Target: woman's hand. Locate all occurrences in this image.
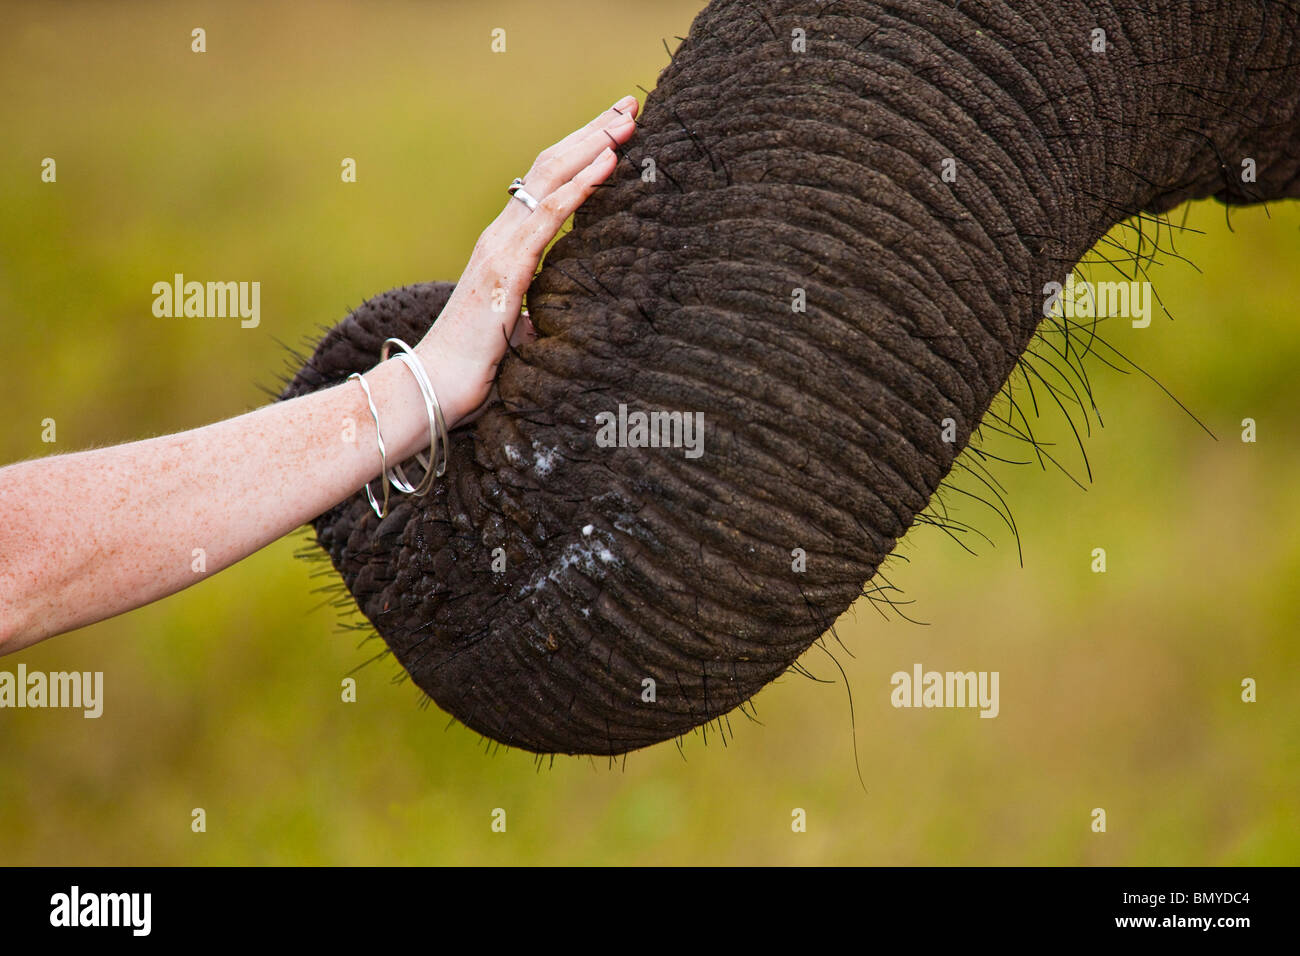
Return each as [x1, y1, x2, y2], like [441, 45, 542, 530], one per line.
[0, 98, 641, 653]
[415, 93, 640, 428]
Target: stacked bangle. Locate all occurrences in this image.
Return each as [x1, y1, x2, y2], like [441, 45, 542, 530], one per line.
[381, 337, 450, 493]
[350, 337, 451, 519]
[347, 371, 392, 520]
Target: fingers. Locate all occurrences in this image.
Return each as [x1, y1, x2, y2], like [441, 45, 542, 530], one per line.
[527, 114, 635, 200]
[458, 145, 615, 323]
[435, 100, 633, 374]
[542, 95, 639, 171]
[512, 146, 618, 264]
[494, 95, 638, 230]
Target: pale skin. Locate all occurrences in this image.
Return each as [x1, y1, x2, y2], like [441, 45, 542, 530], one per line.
[0, 94, 640, 655]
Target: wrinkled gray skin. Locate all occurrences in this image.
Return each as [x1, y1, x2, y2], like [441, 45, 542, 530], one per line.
[283, 0, 1300, 755]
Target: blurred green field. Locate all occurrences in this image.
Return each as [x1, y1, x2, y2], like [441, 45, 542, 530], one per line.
[1, 0, 1297, 865]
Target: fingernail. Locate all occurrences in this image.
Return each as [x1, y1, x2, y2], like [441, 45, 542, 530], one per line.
[611, 94, 636, 111]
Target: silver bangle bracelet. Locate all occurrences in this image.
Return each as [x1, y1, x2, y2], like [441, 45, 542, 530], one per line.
[380, 337, 450, 496]
[347, 371, 392, 519]
[386, 352, 439, 497]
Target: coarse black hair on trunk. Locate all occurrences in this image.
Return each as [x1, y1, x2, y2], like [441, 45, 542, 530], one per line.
[279, 0, 1300, 755]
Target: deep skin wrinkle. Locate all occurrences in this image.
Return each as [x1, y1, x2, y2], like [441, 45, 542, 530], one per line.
[284, 0, 1300, 755]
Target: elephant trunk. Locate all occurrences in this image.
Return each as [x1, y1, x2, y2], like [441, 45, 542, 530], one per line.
[284, 0, 1300, 755]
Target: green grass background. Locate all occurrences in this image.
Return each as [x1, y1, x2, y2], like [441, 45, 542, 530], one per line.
[1, 0, 1296, 865]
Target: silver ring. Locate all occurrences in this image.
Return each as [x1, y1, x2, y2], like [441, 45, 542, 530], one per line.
[508, 177, 540, 212]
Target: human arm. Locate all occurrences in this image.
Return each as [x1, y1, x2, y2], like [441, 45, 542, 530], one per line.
[0, 95, 640, 653]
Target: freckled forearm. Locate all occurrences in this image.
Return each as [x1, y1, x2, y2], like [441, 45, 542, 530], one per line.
[0, 357, 432, 652]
